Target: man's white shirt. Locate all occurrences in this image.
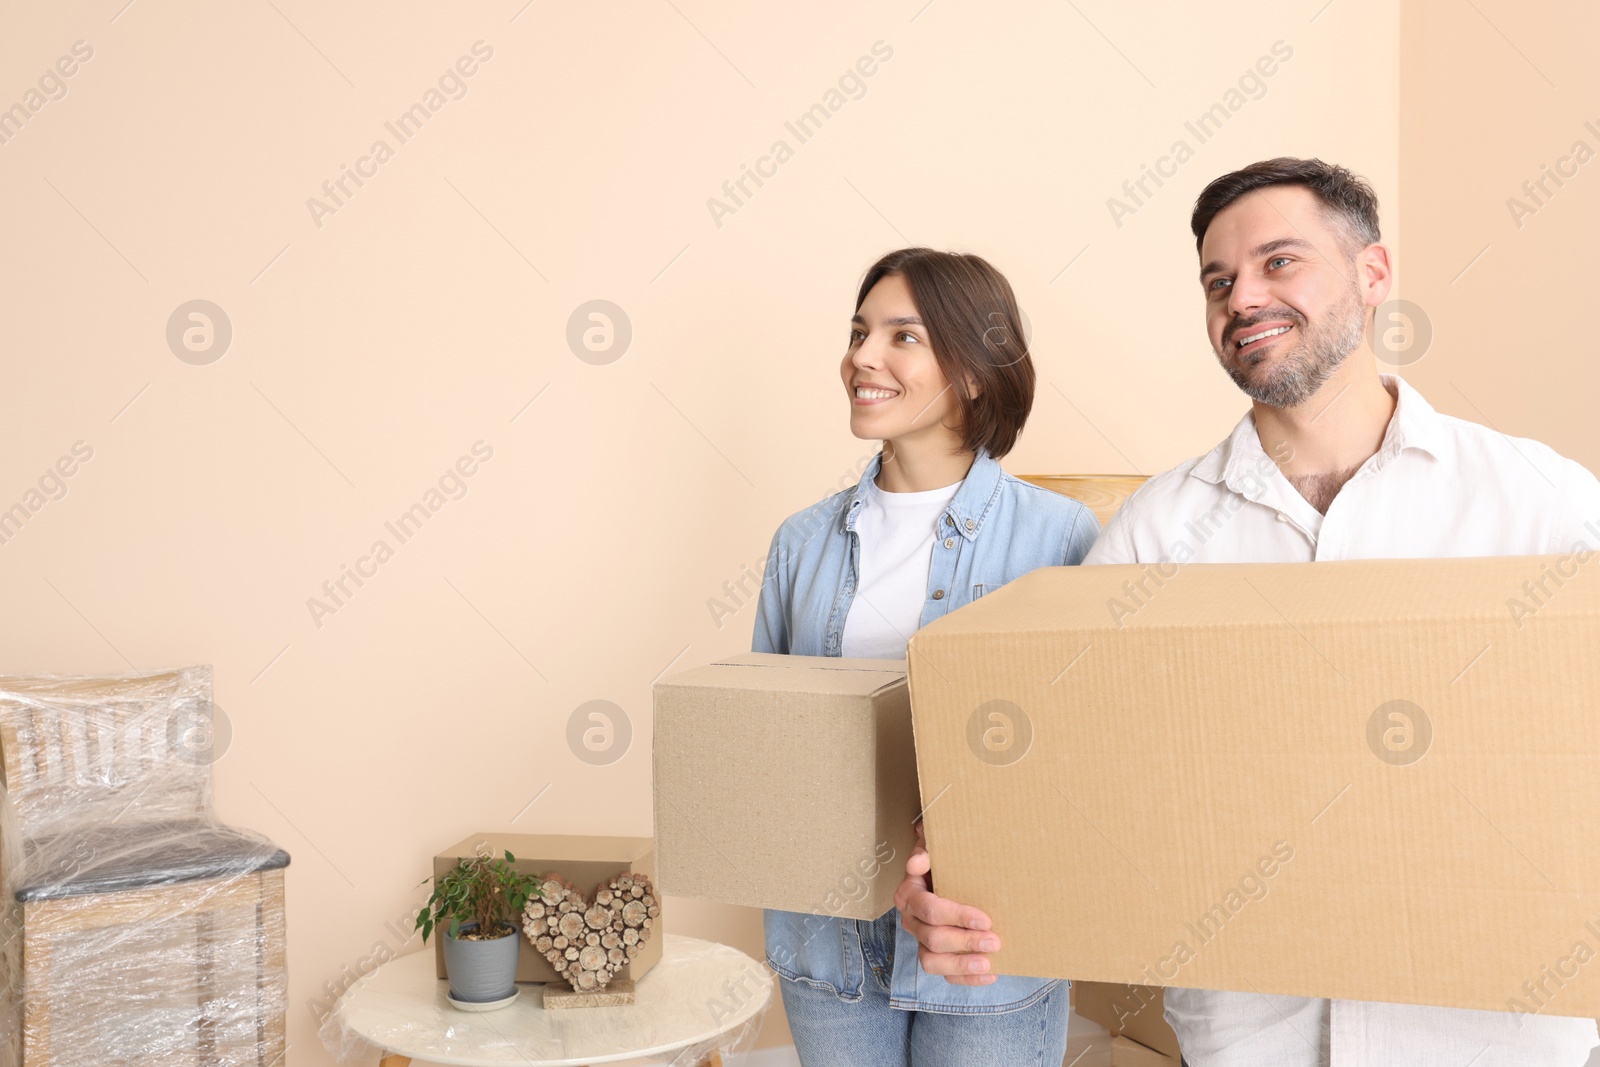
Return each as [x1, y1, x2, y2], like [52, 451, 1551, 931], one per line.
[1082, 375, 1600, 1067]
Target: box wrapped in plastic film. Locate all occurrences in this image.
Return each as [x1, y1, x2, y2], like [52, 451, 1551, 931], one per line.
[0, 665, 289, 1067]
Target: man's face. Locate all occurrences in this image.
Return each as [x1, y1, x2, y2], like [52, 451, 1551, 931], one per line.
[1198, 186, 1368, 408]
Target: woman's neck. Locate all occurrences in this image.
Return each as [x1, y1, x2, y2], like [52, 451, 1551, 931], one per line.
[876, 437, 976, 493]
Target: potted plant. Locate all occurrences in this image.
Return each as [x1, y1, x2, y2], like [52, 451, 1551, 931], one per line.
[417, 850, 542, 1007]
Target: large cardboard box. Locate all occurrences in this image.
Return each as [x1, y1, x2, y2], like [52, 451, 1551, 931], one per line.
[653, 653, 917, 920]
[908, 557, 1600, 1013]
[432, 832, 661, 984]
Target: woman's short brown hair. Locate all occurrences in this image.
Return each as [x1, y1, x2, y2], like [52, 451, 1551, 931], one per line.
[855, 248, 1035, 459]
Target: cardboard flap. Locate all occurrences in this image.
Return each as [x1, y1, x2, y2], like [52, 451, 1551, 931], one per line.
[665, 652, 908, 697]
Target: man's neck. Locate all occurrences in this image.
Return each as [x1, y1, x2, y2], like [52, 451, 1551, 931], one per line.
[1251, 351, 1397, 513]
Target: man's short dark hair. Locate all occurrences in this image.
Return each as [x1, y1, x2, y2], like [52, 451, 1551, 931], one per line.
[1190, 157, 1381, 257]
[855, 248, 1034, 459]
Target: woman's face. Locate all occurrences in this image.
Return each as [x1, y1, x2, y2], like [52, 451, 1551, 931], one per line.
[840, 273, 964, 448]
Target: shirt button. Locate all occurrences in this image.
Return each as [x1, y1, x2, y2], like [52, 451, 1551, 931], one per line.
[943, 537, 956, 549]
[1276, 513, 1289, 523]
[944, 515, 955, 526]
[932, 589, 945, 600]
[964, 519, 976, 531]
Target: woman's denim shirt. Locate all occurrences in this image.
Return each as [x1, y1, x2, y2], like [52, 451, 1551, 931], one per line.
[752, 449, 1100, 1013]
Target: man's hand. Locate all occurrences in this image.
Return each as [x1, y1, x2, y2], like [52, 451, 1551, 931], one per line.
[894, 819, 1001, 985]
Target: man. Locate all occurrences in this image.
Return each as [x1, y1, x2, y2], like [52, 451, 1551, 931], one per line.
[894, 157, 1600, 1065]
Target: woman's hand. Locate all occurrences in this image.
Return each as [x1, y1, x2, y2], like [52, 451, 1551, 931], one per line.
[894, 819, 1001, 985]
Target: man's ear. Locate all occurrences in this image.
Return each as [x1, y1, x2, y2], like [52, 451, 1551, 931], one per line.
[1360, 242, 1394, 309]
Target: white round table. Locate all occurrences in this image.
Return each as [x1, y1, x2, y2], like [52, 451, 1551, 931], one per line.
[330, 934, 772, 1067]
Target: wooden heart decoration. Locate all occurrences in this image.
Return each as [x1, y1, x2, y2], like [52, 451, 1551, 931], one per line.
[522, 871, 659, 992]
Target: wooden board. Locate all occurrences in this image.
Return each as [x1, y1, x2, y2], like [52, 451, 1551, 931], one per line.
[1016, 474, 1147, 527]
[541, 979, 635, 1009]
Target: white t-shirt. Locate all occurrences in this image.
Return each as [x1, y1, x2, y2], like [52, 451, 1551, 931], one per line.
[840, 474, 963, 660]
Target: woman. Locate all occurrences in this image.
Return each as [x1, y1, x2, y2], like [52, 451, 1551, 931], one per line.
[752, 247, 1099, 1066]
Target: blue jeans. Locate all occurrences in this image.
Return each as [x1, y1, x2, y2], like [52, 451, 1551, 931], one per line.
[777, 911, 1071, 1067]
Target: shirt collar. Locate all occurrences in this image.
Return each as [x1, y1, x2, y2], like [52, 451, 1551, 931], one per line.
[844, 448, 1003, 542]
[1191, 374, 1448, 496]
[1373, 374, 1449, 464]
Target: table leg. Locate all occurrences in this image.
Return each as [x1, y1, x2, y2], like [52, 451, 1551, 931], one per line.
[379, 1055, 411, 1067]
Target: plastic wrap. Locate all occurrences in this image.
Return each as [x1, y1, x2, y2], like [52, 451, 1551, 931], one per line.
[321, 932, 772, 1066]
[0, 665, 289, 1067]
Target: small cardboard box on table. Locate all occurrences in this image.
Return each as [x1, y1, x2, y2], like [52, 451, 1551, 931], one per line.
[908, 557, 1600, 1014]
[432, 832, 660, 984]
[652, 653, 917, 920]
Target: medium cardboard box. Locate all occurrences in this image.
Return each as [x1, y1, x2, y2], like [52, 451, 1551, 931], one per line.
[908, 557, 1600, 1013]
[1074, 982, 1179, 1059]
[431, 832, 661, 984]
[653, 653, 917, 920]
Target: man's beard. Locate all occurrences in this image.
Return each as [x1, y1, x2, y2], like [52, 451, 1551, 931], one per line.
[1221, 285, 1366, 408]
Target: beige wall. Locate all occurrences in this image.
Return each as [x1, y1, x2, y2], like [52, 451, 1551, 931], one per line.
[1400, 0, 1600, 472]
[0, 2, 1401, 1062]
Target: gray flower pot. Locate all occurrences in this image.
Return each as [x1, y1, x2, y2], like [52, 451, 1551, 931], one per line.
[442, 922, 520, 1003]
